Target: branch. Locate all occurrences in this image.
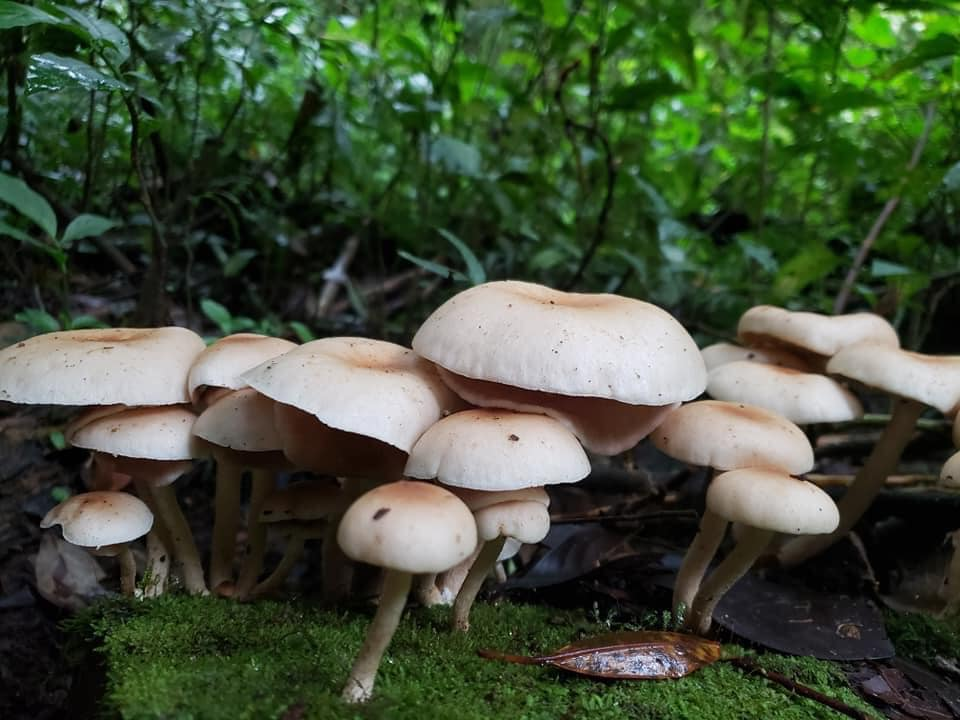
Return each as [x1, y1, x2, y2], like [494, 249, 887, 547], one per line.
[833, 104, 936, 314]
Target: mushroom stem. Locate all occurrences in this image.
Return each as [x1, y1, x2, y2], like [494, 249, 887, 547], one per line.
[323, 513, 354, 603]
[209, 455, 243, 592]
[117, 546, 137, 596]
[414, 574, 443, 607]
[452, 537, 506, 632]
[673, 508, 729, 619]
[941, 530, 960, 618]
[150, 484, 208, 595]
[235, 469, 275, 598]
[777, 397, 924, 567]
[142, 530, 170, 598]
[686, 526, 774, 635]
[437, 544, 483, 605]
[342, 569, 412, 703]
[252, 524, 324, 597]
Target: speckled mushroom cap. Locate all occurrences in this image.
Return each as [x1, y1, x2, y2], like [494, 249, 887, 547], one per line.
[474, 500, 551, 544]
[700, 342, 811, 372]
[826, 343, 960, 415]
[0, 327, 205, 406]
[941, 450, 960, 489]
[193, 388, 282, 452]
[241, 337, 462, 452]
[187, 333, 296, 406]
[650, 400, 814, 474]
[706, 361, 863, 424]
[337, 481, 478, 574]
[413, 281, 706, 405]
[41, 491, 153, 548]
[67, 406, 200, 461]
[737, 306, 899, 358]
[405, 409, 590, 491]
[707, 469, 839, 535]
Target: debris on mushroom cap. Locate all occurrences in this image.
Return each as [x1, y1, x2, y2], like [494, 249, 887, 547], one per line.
[193, 388, 283, 452]
[67, 406, 201, 461]
[737, 305, 899, 359]
[941, 450, 960, 489]
[40, 490, 153, 548]
[707, 468, 839, 535]
[706, 361, 863, 424]
[337, 481, 478, 574]
[474, 500, 551, 544]
[240, 337, 463, 453]
[0, 327, 205, 406]
[700, 342, 811, 372]
[449, 486, 550, 512]
[187, 333, 296, 406]
[405, 408, 590, 491]
[412, 280, 707, 405]
[650, 400, 814, 474]
[826, 343, 960, 415]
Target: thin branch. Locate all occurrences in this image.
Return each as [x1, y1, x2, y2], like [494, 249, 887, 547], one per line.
[756, 7, 775, 231]
[833, 103, 936, 314]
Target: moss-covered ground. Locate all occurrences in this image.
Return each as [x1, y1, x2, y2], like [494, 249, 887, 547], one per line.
[70, 596, 902, 720]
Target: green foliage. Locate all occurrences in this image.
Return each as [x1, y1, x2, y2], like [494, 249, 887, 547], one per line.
[1, 0, 959, 337]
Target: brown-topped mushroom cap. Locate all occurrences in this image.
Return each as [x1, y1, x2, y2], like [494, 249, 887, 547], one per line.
[67, 406, 201, 461]
[187, 333, 296, 406]
[41, 490, 153, 548]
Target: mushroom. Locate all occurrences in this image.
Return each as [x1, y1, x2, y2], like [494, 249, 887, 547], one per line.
[40, 491, 153, 595]
[337, 481, 477, 703]
[686, 468, 839, 634]
[412, 280, 706, 455]
[777, 343, 960, 567]
[649, 400, 814, 617]
[700, 342, 811, 372]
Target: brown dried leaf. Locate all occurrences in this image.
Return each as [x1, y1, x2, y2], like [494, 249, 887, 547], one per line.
[479, 631, 721, 680]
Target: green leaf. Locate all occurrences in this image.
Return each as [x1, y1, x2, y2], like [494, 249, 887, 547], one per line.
[397, 250, 468, 282]
[52, 5, 131, 64]
[885, 34, 960, 78]
[603, 78, 685, 111]
[48, 431, 67, 451]
[0, 171, 57, 238]
[772, 246, 839, 300]
[14, 308, 61, 333]
[428, 136, 482, 177]
[61, 214, 119, 247]
[542, 0, 567, 28]
[0, 218, 35, 245]
[870, 259, 914, 277]
[818, 88, 882, 114]
[287, 321, 315, 343]
[27, 53, 131, 94]
[65, 314, 108, 329]
[200, 299, 233, 335]
[0, 1, 61, 29]
[438, 228, 486, 285]
[222, 249, 257, 277]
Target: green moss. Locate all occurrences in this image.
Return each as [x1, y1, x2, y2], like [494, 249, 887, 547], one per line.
[884, 610, 960, 664]
[72, 597, 883, 720]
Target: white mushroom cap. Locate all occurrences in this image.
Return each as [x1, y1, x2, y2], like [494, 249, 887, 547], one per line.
[187, 333, 296, 406]
[700, 342, 811, 372]
[413, 281, 706, 404]
[650, 400, 814, 474]
[0, 327, 205, 406]
[404, 409, 590, 491]
[941, 450, 960, 489]
[737, 305, 899, 358]
[826, 343, 960, 415]
[41, 490, 153, 548]
[241, 337, 462, 452]
[474, 500, 551, 544]
[448, 486, 550, 512]
[337, 481, 478, 574]
[193, 388, 282, 452]
[706, 362, 863, 424]
[67, 406, 200, 461]
[707, 469, 839, 535]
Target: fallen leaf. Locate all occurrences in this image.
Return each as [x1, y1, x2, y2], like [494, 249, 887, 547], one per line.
[478, 630, 721, 679]
[33, 534, 110, 611]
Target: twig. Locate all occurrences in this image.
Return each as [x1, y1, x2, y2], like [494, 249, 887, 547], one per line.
[833, 104, 936, 314]
[726, 656, 873, 720]
[315, 229, 363, 319]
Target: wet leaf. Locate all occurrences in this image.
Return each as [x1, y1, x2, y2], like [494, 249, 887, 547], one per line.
[479, 631, 721, 680]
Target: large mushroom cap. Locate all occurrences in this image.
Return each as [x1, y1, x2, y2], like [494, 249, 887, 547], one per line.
[706, 362, 863, 424]
[337, 481, 477, 574]
[412, 280, 706, 405]
[650, 400, 814, 474]
[707, 469, 839, 535]
[0, 327, 205, 406]
[405, 409, 590, 491]
[193, 388, 282, 453]
[41, 490, 153, 547]
[187, 333, 296, 405]
[67, 406, 200, 461]
[241, 337, 462, 452]
[826, 343, 960, 415]
[737, 306, 899, 359]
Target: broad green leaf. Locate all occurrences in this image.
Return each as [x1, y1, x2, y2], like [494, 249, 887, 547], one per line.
[200, 299, 233, 334]
[542, 0, 566, 28]
[0, 171, 57, 238]
[397, 250, 468, 282]
[287, 321, 315, 343]
[53, 5, 131, 64]
[61, 214, 119, 247]
[943, 161, 960, 192]
[222, 249, 257, 277]
[772, 246, 838, 300]
[66, 314, 108, 329]
[48, 430, 66, 451]
[438, 228, 486, 285]
[885, 34, 960, 78]
[27, 53, 130, 94]
[429, 136, 482, 177]
[0, 1, 61, 29]
[14, 308, 60, 333]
